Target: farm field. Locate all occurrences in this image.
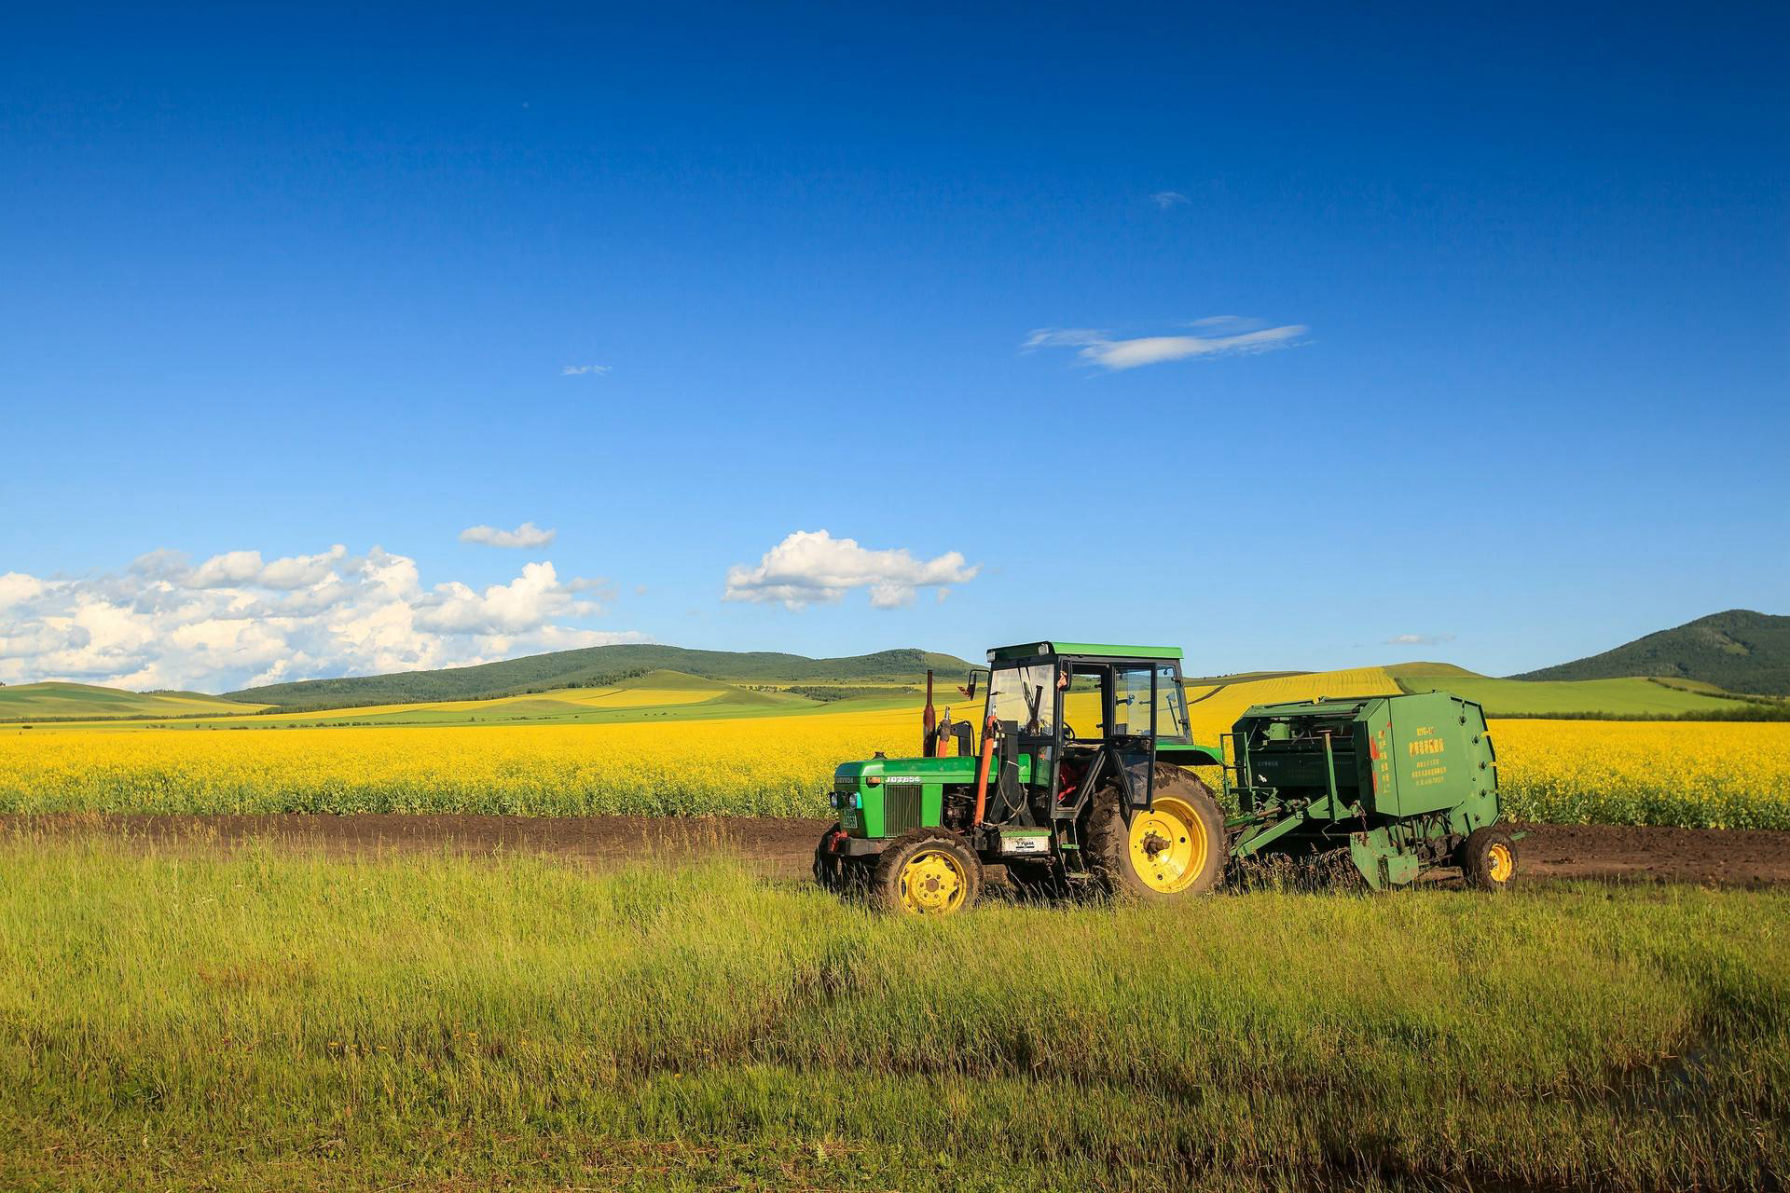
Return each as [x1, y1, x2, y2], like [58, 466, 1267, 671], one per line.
[4, 697, 1790, 829]
[1389, 665, 1751, 717]
[1, 840, 1784, 1192]
[0, 681, 266, 721]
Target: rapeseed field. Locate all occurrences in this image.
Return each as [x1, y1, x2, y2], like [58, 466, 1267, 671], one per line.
[3, 696, 1787, 828]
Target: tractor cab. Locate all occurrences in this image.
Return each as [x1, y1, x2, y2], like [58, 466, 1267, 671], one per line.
[968, 643, 1220, 830]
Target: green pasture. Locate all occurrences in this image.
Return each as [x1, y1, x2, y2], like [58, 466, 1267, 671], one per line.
[1389, 668, 1745, 716]
[0, 669, 929, 731]
[10, 659, 1777, 730]
[0, 682, 265, 721]
[0, 839, 1784, 1192]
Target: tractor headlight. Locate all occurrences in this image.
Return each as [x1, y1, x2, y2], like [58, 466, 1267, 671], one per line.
[849, 791, 862, 809]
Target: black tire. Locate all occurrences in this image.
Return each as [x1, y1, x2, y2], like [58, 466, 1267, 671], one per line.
[870, 829, 982, 916]
[1088, 764, 1227, 902]
[1459, 827, 1517, 891]
[812, 823, 848, 893]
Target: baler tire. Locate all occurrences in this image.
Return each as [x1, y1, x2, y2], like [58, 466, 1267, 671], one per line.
[1460, 827, 1518, 891]
[871, 829, 981, 916]
[1089, 765, 1226, 902]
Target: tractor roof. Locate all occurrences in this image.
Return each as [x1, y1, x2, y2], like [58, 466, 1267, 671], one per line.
[987, 642, 1183, 663]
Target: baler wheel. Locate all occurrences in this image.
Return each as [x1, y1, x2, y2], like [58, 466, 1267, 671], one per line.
[1460, 827, 1518, 891]
[1090, 766, 1226, 901]
[871, 829, 981, 916]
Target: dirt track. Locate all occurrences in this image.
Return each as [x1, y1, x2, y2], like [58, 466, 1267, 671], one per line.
[5, 813, 1788, 888]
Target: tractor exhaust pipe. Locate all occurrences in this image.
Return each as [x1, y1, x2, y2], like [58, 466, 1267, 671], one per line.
[922, 670, 936, 757]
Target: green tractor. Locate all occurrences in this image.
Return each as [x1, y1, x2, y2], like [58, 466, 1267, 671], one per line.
[815, 640, 1517, 913]
[815, 642, 1230, 912]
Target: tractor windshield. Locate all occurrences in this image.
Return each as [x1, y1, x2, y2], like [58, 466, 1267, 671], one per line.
[985, 662, 1058, 736]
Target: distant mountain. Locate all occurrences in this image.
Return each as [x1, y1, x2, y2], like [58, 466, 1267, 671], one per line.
[229, 645, 977, 711]
[1514, 610, 1790, 696]
[0, 682, 264, 722]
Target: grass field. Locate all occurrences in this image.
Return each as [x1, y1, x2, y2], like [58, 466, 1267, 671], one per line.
[0, 840, 1783, 1192]
[1391, 668, 1748, 717]
[0, 681, 265, 721]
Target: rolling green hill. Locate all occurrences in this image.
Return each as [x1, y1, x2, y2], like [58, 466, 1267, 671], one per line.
[1385, 666, 1746, 718]
[228, 645, 974, 712]
[221, 670, 826, 728]
[1513, 610, 1790, 695]
[0, 683, 264, 722]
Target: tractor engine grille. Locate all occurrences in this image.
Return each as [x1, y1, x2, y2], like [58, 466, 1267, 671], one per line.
[882, 785, 923, 835]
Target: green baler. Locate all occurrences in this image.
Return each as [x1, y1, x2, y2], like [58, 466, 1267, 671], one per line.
[1224, 692, 1515, 890]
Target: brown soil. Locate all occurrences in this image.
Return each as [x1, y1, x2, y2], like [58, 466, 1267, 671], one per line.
[4, 813, 1787, 888]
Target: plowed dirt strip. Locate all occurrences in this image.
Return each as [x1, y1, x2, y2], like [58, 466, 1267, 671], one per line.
[5, 813, 1788, 887]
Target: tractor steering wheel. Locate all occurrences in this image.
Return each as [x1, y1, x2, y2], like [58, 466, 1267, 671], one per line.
[1063, 723, 1079, 741]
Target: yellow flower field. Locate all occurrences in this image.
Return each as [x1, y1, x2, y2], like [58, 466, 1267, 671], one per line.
[0, 708, 916, 819]
[1490, 719, 1790, 830]
[2, 703, 1787, 829]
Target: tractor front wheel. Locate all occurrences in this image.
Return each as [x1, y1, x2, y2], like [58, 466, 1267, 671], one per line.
[1090, 766, 1226, 901]
[813, 823, 850, 894]
[1459, 827, 1517, 891]
[871, 829, 981, 916]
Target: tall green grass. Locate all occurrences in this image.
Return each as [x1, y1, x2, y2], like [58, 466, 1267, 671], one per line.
[0, 839, 1785, 1191]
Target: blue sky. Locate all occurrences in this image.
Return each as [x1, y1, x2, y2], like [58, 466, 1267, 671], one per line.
[2, 1, 1786, 691]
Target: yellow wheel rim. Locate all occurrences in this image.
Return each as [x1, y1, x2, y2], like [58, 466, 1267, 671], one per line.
[1487, 842, 1514, 884]
[1128, 797, 1210, 894]
[898, 848, 969, 915]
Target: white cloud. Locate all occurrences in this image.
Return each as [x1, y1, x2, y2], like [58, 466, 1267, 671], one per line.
[1386, 633, 1456, 646]
[561, 364, 610, 376]
[1150, 190, 1189, 209]
[0, 545, 643, 692]
[724, 530, 978, 610]
[0, 573, 47, 608]
[421, 562, 606, 634]
[1023, 316, 1307, 371]
[459, 521, 558, 549]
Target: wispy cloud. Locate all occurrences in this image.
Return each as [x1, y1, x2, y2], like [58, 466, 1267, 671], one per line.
[459, 522, 558, 549]
[1023, 316, 1307, 371]
[1150, 190, 1189, 209]
[561, 364, 610, 376]
[1385, 633, 1456, 646]
[724, 530, 978, 610]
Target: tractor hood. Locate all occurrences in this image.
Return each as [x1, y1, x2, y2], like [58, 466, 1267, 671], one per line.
[832, 753, 1036, 839]
[833, 754, 1033, 788]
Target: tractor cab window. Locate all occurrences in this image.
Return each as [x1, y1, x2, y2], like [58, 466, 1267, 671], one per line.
[1110, 665, 1154, 737]
[985, 662, 1057, 737]
[1061, 670, 1105, 740]
[1108, 663, 1191, 741]
[1154, 664, 1191, 742]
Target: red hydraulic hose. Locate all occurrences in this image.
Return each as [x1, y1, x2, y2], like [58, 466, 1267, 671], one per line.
[972, 714, 996, 825]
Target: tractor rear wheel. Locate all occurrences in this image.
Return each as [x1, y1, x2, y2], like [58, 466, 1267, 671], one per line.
[1459, 827, 1517, 891]
[1090, 765, 1226, 901]
[871, 829, 981, 916]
